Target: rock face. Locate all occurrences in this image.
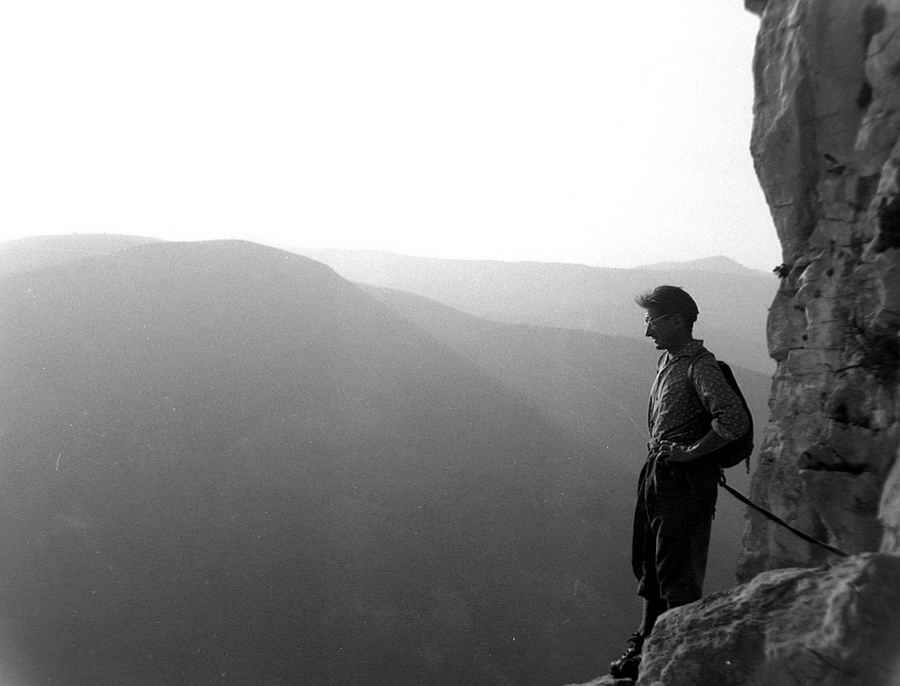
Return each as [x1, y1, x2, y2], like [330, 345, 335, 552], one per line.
[638, 554, 900, 686]
[739, 0, 900, 578]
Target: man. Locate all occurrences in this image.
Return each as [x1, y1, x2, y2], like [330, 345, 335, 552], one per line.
[609, 285, 750, 680]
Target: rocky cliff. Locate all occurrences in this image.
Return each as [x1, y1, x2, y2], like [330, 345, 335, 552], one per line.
[740, 0, 900, 577]
[570, 1, 900, 684]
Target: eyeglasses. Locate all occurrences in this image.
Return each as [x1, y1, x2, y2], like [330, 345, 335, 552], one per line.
[643, 313, 677, 327]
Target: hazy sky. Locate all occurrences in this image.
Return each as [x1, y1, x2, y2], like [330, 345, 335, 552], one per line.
[1, 1, 780, 270]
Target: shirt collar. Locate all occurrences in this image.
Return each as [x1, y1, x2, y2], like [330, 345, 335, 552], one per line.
[665, 339, 704, 361]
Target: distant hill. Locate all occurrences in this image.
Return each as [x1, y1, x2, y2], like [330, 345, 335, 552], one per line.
[363, 285, 656, 451]
[0, 233, 160, 278]
[637, 255, 768, 276]
[0, 239, 643, 686]
[300, 249, 777, 375]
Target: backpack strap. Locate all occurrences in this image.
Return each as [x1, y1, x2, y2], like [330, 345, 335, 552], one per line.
[685, 350, 715, 390]
[685, 351, 753, 473]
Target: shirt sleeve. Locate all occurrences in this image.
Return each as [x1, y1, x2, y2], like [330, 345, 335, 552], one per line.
[690, 355, 750, 441]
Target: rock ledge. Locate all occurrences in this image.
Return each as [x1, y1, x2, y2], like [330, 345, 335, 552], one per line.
[638, 554, 900, 686]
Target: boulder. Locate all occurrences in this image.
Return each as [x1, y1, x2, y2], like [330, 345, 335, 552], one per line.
[639, 554, 900, 686]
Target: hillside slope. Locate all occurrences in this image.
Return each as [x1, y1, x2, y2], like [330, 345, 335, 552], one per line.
[0, 240, 598, 685]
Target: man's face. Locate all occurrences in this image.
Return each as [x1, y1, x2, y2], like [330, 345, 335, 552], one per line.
[643, 306, 682, 350]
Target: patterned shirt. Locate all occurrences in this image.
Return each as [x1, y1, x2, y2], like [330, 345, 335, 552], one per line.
[647, 339, 750, 450]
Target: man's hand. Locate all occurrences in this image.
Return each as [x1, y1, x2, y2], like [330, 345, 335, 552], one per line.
[656, 440, 696, 464]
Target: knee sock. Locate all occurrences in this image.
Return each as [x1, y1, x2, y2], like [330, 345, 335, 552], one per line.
[638, 597, 666, 638]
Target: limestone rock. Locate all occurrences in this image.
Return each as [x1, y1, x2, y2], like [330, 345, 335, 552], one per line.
[740, 0, 900, 575]
[638, 554, 900, 686]
[880, 455, 900, 551]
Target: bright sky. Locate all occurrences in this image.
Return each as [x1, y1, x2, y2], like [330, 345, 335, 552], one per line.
[0, 1, 780, 270]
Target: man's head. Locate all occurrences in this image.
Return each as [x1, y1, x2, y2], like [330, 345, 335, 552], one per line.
[635, 285, 698, 351]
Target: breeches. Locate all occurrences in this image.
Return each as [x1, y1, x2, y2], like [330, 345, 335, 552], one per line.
[632, 459, 718, 607]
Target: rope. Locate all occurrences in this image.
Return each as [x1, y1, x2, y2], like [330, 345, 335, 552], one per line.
[718, 472, 849, 558]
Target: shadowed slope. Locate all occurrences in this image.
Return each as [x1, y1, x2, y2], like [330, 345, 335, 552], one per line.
[0, 240, 589, 686]
[363, 285, 656, 452]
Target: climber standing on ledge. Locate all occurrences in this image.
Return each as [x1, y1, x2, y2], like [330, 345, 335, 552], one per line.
[609, 285, 750, 680]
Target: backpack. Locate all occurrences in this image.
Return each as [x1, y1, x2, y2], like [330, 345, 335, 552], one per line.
[687, 354, 754, 472]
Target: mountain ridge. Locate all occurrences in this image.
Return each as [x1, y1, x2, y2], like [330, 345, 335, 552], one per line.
[635, 254, 768, 276]
[297, 247, 776, 375]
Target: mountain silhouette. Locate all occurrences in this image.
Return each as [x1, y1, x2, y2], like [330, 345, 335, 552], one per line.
[637, 255, 767, 276]
[300, 249, 777, 375]
[0, 240, 607, 685]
